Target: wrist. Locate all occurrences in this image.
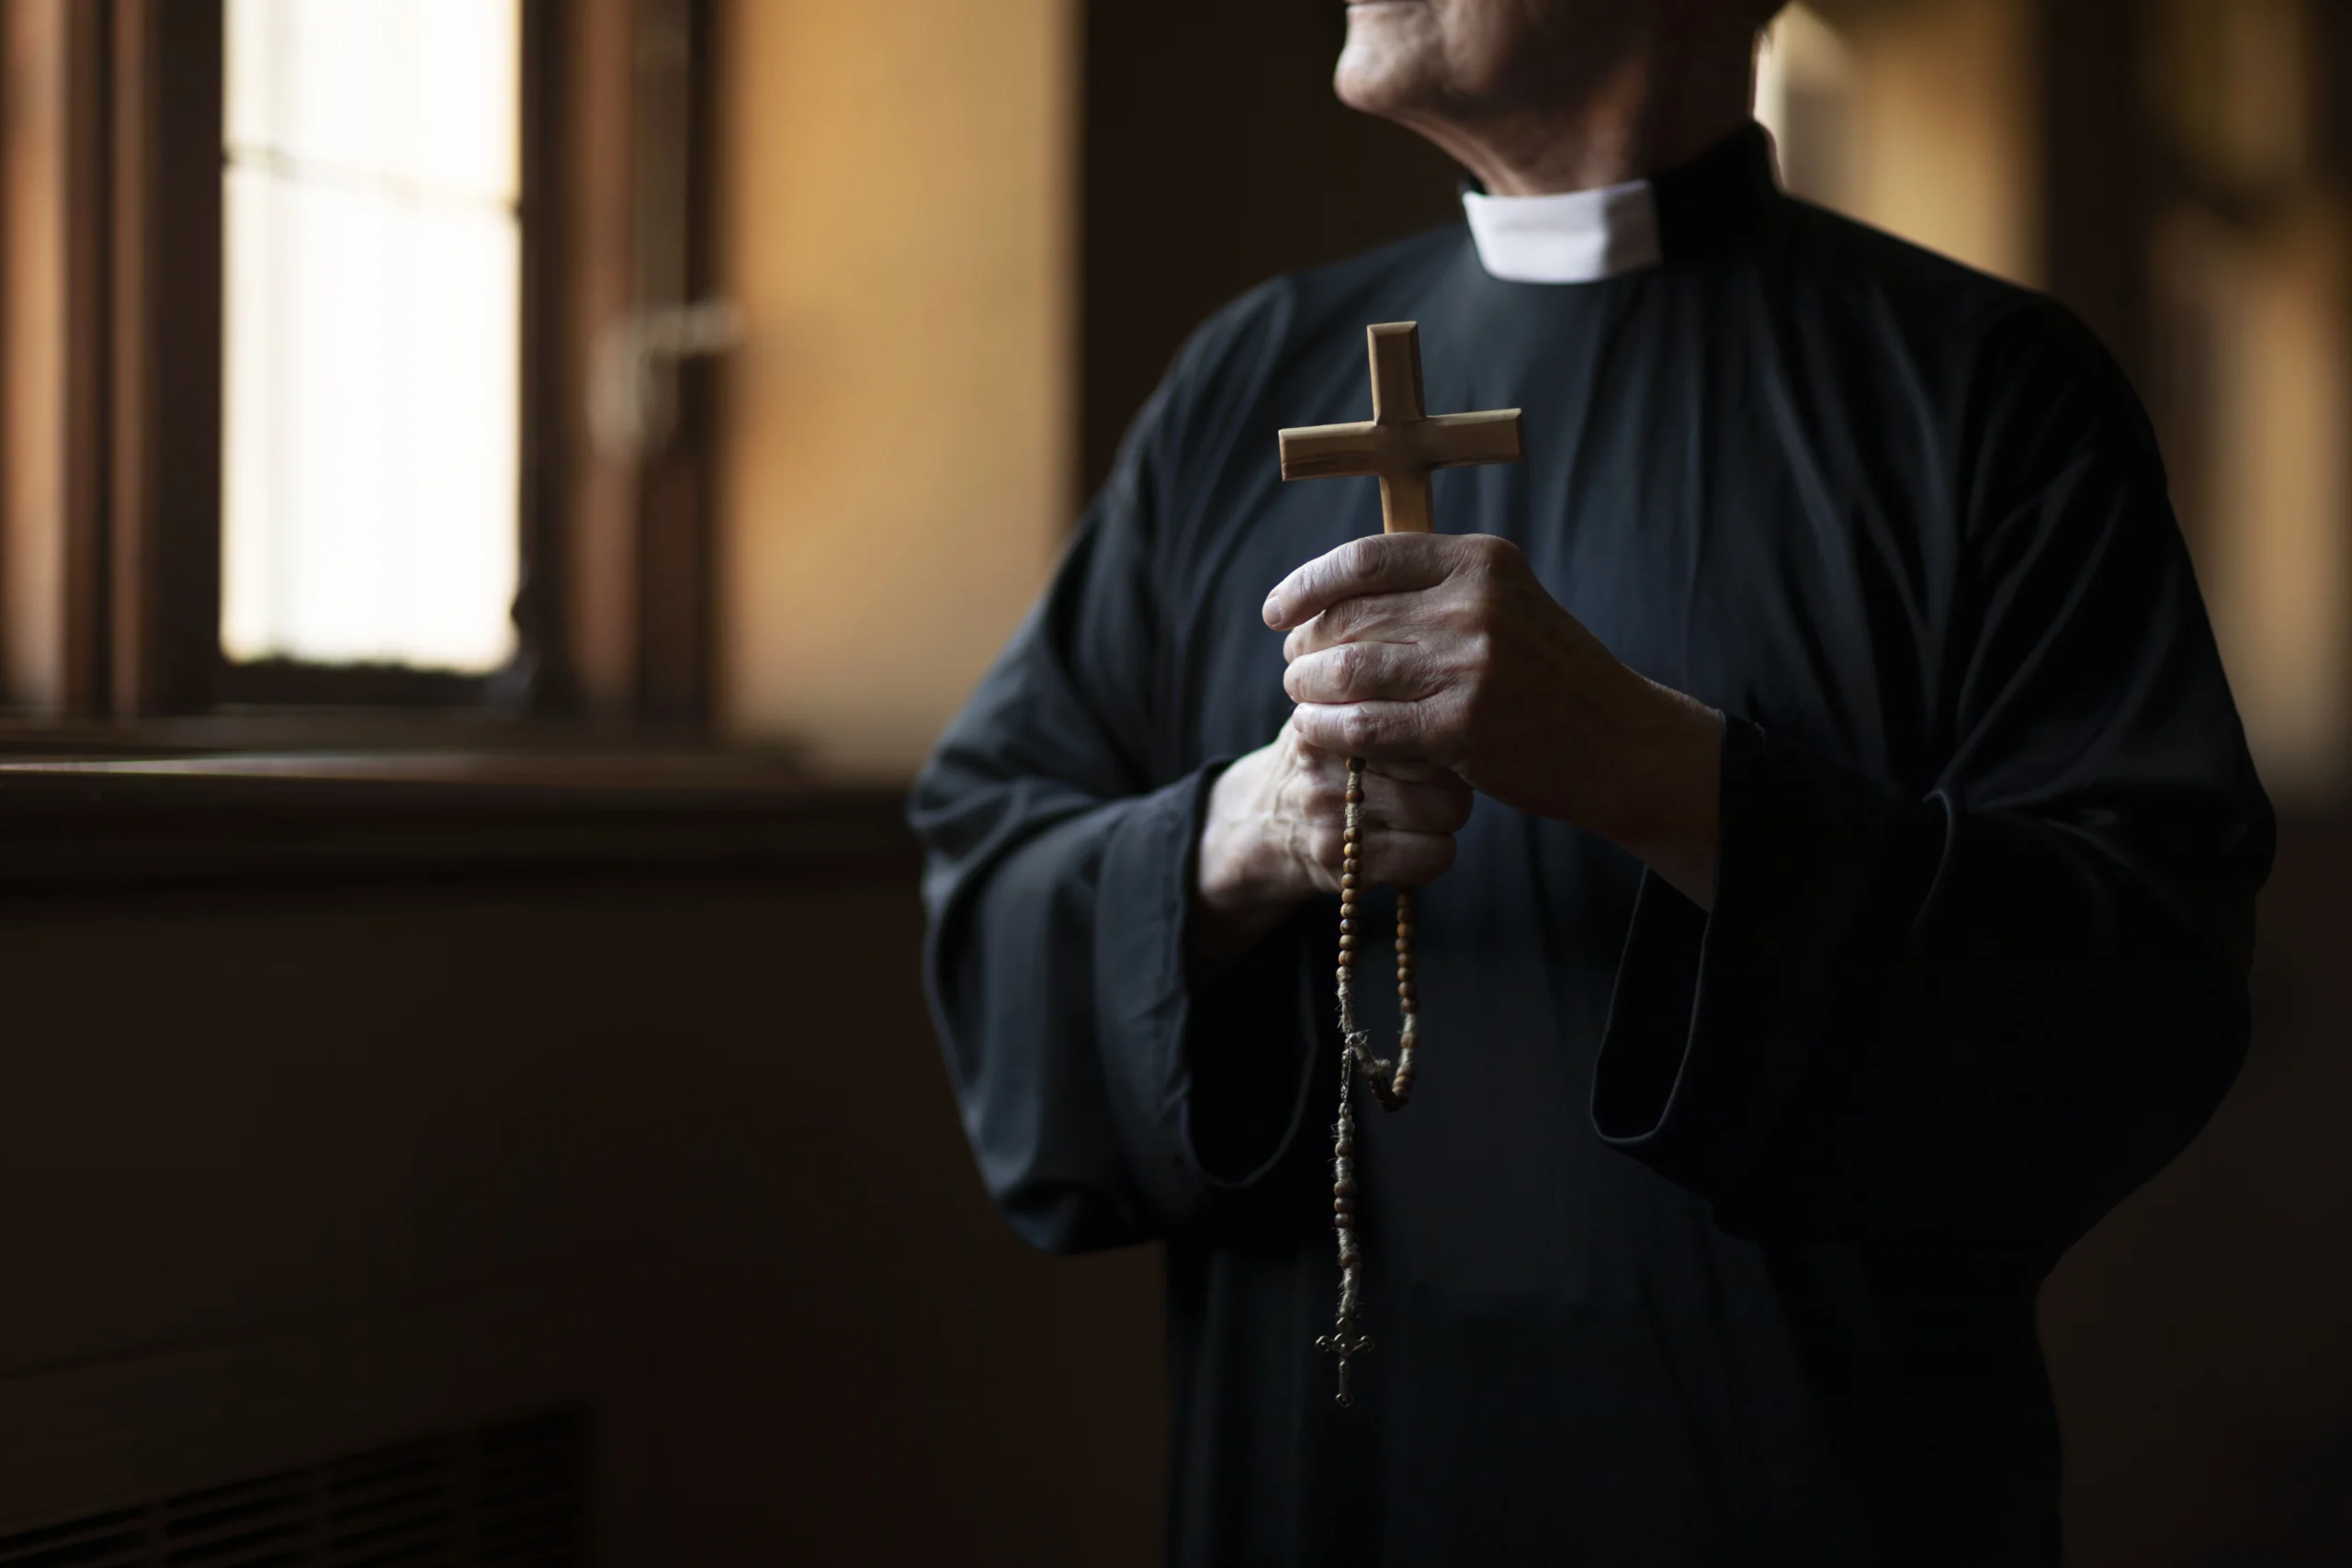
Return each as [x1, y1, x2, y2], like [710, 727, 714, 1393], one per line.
[1192, 756, 1311, 974]
[1595, 680, 1724, 909]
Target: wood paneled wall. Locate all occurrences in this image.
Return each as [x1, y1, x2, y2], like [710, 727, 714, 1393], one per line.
[0, 863, 1162, 1564]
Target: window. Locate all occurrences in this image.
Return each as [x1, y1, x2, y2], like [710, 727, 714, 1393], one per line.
[0, 0, 721, 728]
[222, 0, 525, 675]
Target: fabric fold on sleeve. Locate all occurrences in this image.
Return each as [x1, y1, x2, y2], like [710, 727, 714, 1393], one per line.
[1090, 766, 1322, 1229]
[1591, 715, 2246, 1251]
[1594, 716, 1914, 1208]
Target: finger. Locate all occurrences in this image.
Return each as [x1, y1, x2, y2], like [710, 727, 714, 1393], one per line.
[1283, 592, 1429, 662]
[1286, 719, 1454, 784]
[1356, 770, 1475, 836]
[1289, 698, 1435, 761]
[1360, 829, 1459, 889]
[1262, 534, 1457, 631]
[1283, 641, 1433, 705]
[1288, 736, 1471, 833]
[1305, 823, 1458, 891]
[1363, 756, 1462, 787]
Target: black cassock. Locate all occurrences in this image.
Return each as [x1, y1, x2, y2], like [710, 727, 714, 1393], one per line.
[910, 128, 2272, 1566]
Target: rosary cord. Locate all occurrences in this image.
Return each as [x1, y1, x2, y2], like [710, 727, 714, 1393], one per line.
[1318, 755, 1419, 1406]
[1336, 758, 1418, 1109]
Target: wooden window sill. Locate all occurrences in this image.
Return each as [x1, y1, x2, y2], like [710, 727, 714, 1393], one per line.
[0, 732, 915, 888]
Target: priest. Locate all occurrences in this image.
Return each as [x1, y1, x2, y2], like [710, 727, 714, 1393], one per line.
[911, 0, 2273, 1562]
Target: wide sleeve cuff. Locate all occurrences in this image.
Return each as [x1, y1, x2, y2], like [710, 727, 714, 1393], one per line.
[1591, 716, 1926, 1226]
[1091, 762, 1320, 1232]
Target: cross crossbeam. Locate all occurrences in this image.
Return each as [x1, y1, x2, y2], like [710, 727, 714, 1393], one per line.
[1317, 1325, 1375, 1408]
[1277, 321, 1523, 534]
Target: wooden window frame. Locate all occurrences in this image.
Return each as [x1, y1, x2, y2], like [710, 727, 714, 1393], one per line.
[0, 0, 722, 732]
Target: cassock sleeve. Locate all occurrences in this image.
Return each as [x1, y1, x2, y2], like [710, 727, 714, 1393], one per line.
[910, 300, 1321, 1255]
[1594, 301, 2277, 1254]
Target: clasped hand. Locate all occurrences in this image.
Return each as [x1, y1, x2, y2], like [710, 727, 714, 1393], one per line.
[1193, 533, 1722, 970]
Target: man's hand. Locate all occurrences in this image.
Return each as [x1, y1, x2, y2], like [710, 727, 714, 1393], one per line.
[1192, 720, 1473, 973]
[1265, 532, 1724, 908]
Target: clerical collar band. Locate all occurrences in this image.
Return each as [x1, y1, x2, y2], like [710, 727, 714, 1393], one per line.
[1461, 176, 1663, 285]
[1459, 123, 1782, 284]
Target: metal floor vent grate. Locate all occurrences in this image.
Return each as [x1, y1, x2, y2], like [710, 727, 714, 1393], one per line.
[0, 1406, 594, 1568]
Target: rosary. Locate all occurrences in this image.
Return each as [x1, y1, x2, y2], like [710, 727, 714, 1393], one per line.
[1276, 322, 1524, 1405]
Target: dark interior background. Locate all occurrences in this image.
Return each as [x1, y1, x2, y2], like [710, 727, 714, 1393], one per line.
[2, 5, 2346, 1566]
[1079, 1, 1463, 496]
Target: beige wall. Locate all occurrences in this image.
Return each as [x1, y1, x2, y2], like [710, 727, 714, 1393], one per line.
[1844, 0, 2041, 287]
[1774, 0, 2042, 287]
[2162, 203, 2352, 800]
[716, 0, 1076, 779]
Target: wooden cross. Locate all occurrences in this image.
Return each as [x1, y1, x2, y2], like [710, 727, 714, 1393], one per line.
[1279, 321, 1521, 1408]
[1277, 321, 1523, 534]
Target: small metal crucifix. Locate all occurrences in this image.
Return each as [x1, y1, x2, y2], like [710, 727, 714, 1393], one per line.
[1276, 321, 1526, 1406]
[1317, 1324, 1376, 1408]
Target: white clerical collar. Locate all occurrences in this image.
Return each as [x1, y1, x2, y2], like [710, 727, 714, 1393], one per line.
[1461, 176, 1664, 285]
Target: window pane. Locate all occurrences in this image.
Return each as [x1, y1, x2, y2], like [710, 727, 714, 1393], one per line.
[222, 0, 521, 673]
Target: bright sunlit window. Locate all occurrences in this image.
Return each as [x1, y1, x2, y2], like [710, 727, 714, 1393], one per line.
[222, 0, 522, 673]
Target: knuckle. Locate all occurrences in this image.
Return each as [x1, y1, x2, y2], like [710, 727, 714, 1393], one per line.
[1440, 686, 1482, 739]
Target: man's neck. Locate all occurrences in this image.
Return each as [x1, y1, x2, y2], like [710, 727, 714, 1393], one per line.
[1396, 37, 1756, 197]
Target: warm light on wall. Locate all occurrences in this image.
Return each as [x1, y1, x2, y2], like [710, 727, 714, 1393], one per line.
[1756, 0, 2041, 288]
[716, 0, 1075, 778]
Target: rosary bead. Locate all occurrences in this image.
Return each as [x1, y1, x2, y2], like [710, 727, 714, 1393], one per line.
[1324, 766, 1427, 1402]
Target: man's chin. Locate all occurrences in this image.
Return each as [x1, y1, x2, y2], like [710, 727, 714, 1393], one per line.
[1334, 1, 1446, 117]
